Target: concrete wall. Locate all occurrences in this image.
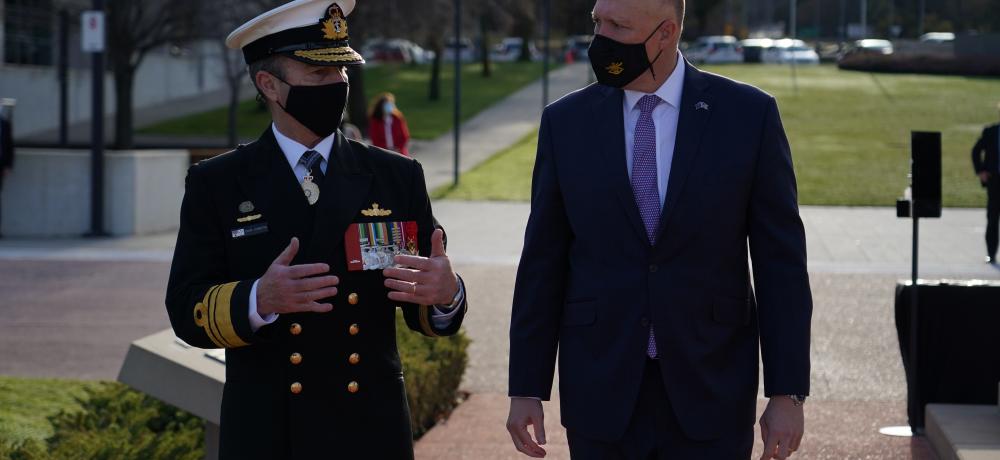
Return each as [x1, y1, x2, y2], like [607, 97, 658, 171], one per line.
[0, 41, 232, 138]
[1, 148, 188, 237]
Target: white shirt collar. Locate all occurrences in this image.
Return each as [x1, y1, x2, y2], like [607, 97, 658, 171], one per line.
[271, 123, 335, 170]
[624, 52, 685, 112]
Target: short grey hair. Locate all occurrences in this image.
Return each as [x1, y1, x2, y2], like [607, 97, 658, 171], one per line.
[663, 0, 685, 24]
[248, 55, 288, 100]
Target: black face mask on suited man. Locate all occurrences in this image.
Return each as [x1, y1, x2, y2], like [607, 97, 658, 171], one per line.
[587, 20, 666, 89]
[274, 75, 350, 138]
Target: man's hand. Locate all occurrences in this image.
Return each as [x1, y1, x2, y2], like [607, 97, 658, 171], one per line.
[257, 237, 339, 316]
[506, 398, 547, 458]
[759, 396, 805, 460]
[383, 228, 459, 305]
[979, 171, 992, 185]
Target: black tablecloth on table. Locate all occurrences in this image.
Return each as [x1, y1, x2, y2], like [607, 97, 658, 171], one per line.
[894, 279, 1000, 429]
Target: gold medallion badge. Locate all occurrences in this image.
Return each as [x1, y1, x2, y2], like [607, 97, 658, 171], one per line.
[303, 175, 320, 205]
[606, 62, 624, 75]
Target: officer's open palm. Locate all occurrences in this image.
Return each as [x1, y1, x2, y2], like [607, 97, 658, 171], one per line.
[383, 229, 459, 305]
[257, 237, 339, 316]
[507, 398, 547, 458]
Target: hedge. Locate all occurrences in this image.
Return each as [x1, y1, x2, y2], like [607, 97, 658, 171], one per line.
[0, 311, 469, 459]
[838, 53, 1000, 76]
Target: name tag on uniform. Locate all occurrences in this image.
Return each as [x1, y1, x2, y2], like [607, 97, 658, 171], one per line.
[231, 222, 269, 239]
[344, 221, 419, 271]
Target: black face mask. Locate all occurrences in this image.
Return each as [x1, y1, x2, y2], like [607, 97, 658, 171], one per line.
[275, 76, 349, 138]
[588, 21, 665, 88]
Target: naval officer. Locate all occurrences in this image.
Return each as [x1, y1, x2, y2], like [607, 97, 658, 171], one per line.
[164, 1, 468, 458]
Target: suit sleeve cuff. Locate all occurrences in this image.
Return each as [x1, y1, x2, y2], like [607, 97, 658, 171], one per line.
[430, 277, 466, 329]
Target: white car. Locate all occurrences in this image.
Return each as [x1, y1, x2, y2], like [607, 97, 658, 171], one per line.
[685, 36, 743, 64]
[919, 32, 955, 43]
[490, 37, 539, 62]
[762, 39, 820, 64]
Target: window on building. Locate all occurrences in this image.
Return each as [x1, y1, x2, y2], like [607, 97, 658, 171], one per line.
[4, 0, 55, 66]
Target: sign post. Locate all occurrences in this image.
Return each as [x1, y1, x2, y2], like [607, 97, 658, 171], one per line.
[82, 3, 107, 237]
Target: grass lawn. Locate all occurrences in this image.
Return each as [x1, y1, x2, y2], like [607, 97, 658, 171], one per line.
[0, 377, 100, 443]
[139, 61, 553, 141]
[437, 64, 999, 207]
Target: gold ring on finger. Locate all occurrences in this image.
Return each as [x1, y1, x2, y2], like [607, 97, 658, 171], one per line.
[411, 283, 417, 294]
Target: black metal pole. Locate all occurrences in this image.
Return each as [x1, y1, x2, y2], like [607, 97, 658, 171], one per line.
[908, 208, 921, 433]
[453, 0, 461, 187]
[88, 0, 107, 237]
[542, 0, 550, 109]
[59, 10, 69, 147]
[917, 0, 925, 36]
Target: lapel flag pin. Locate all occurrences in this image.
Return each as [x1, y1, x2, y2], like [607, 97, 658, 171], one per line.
[695, 101, 710, 111]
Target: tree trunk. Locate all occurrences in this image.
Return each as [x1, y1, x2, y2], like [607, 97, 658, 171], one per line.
[113, 67, 135, 149]
[480, 15, 492, 77]
[227, 79, 240, 147]
[346, 65, 368, 137]
[429, 44, 443, 101]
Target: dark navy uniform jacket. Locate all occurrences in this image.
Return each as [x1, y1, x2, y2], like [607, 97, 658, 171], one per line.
[166, 128, 467, 459]
[509, 62, 812, 442]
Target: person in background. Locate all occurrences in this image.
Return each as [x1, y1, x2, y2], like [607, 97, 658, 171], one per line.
[971, 102, 1000, 264]
[368, 92, 411, 156]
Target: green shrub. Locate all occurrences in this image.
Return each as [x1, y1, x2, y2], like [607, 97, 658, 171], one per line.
[1, 316, 468, 459]
[396, 311, 471, 437]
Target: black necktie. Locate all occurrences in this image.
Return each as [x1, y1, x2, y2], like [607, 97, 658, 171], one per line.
[299, 150, 325, 183]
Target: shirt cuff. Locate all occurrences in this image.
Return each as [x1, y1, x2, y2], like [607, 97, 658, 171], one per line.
[248, 279, 279, 332]
[430, 276, 465, 329]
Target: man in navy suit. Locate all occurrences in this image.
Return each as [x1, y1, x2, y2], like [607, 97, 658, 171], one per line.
[971, 103, 1000, 264]
[506, 0, 812, 458]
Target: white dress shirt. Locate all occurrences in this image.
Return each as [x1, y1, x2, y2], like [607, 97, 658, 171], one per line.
[248, 124, 461, 332]
[623, 54, 686, 206]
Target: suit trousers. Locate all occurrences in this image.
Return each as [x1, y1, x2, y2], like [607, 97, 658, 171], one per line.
[987, 177, 999, 258]
[566, 360, 754, 460]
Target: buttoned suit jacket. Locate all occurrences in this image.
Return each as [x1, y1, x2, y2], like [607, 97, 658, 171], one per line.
[165, 128, 467, 459]
[972, 124, 999, 184]
[509, 61, 812, 443]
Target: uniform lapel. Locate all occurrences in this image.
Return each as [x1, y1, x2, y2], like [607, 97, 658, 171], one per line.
[655, 61, 713, 247]
[594, 85, 649, 244]
[237, 128, 312, 249]
[302, 132, 373, 264]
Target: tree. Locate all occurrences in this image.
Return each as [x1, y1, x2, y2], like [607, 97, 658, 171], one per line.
[106, 0, 199, 148]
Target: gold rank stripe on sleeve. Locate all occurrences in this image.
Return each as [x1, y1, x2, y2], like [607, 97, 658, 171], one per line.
[192, 282, 249, 348]
[417, 305, 441, 338]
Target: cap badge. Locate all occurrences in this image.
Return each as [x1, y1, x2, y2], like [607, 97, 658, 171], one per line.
[321, 4, 349, 40]
[606, 62, 624, 75]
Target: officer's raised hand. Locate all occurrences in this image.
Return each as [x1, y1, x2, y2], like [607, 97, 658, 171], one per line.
[383, 229, 459, 305]
[257, 237, 339, 315]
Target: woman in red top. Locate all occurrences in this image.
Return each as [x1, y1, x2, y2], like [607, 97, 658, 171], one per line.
[368, 92, 411, 156]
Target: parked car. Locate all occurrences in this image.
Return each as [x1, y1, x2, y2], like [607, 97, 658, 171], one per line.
[848, 39, 894, 56]
[685, 35, 743, 64]
[444, 38, 476, 62]
[491, 37, 539, 62]
[761, 39, 820, 64]
[565, 35, 592, 61]
[360, 39, 434, 64]
[919, 32, 955, 43]
[739, 38, 773, 63]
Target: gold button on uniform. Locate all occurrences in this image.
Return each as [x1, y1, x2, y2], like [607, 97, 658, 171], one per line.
[347, 381, 359, 393]
[349, 324, 360, 336]
[290, 382, 302, 394]
[349, 353, 360, 365]
[348, 293, 359, 305]
[290, 323, 302, 335]
[290, 353, 302, 365]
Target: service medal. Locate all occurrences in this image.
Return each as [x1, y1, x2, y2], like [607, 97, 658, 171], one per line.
[302, 175, 320, 205]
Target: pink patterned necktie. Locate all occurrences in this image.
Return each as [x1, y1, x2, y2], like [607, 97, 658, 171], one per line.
[631, 94, 662, 358]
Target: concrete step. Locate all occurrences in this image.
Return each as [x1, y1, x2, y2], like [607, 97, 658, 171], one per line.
[926, 403, 1000, 460]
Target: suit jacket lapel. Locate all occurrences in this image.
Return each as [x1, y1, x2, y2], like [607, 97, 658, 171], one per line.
[656, 61, 713, 247]
[237, 128, 312, 251]
[594, 85, 648, 244]
[303, 132, 373, 264]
